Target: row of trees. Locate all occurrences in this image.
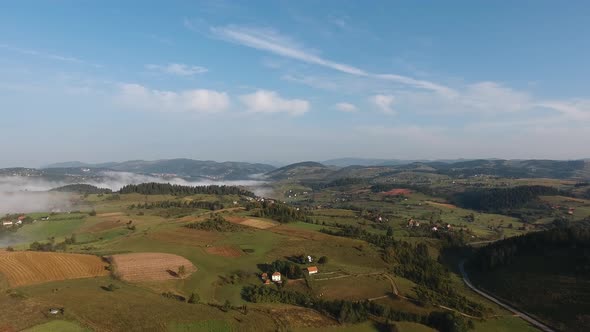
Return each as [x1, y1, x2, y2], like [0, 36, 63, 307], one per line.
[119, 183, 255, 197]
[304, 177, 367, 191]
[50, 184, 112, 194]
[29, 234, 77, 252]
[241, 285, 471, 332]
[130, 200, 225, 211]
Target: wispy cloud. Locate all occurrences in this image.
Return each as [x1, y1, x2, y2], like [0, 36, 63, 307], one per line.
[208, 25, 455, 96]
[117, 83, 229, 113]
[239, 89, 309, 116]
[0, 44, 99, 67]
[146, 63, 208, 76]
[335, 102, 357, 112]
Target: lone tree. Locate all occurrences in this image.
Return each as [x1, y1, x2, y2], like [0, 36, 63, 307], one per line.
[386, 226, 394, 237]
[221, 300, 232, 312]
[188, 292, 200, 304]
[177, 265, 186, 277]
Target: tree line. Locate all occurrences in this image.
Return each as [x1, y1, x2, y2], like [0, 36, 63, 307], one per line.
[118, 183, 255, 197]
[50, 184, 112, 194]
[469, 225, 590, 272]
[241, 285, 472, 332]
[129, 200, 225, 211]
[304, 177, 368, 191]
[247, 201, 310, 223]
[453, 185, 559, 212]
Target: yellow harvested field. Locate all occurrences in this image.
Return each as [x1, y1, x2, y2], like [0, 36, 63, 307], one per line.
[425, 201, 457, 209]
[110, 253, 196, 282]
[97, 212, 125, 217]
[227, 217, 277, 229]
[0, 251, 108, 287]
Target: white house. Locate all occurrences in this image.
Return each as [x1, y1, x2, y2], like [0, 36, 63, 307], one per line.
[271, 272, 281, 282]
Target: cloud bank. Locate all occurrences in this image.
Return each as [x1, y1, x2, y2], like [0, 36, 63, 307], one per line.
[0, 171, 268, 214]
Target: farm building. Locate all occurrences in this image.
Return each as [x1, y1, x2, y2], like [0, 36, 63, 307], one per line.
[306, 266, 318, 275]
[18, 215, 26, 221]
[261, 272, 268, 280]
[2, 221, 13, 227]
[271, 272, 281, 282]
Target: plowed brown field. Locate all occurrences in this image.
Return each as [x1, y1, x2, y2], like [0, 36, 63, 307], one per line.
[0, 251, 108, 287]
[110, 253, 196, 282]
[205, 246, 242, 257]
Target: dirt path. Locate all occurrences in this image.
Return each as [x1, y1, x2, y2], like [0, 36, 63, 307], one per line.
[459, 260, 555, 332]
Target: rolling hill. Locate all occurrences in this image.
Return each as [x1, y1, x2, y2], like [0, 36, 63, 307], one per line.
[264, 161, 335, 180]
[44, 159, 276, 180]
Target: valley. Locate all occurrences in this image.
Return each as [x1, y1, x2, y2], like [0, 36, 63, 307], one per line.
[0, 159, 589, 331]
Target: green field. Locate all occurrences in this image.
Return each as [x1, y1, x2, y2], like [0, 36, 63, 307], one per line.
[2, 176, 588, 331]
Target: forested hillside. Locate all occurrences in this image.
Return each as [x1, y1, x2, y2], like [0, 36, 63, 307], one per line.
[118, 183, 255, 197]
[468, 226, 590, 331]
[453, 185, 559, 212]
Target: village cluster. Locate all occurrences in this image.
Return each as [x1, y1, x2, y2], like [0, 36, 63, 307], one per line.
[2, 215, 26, 228]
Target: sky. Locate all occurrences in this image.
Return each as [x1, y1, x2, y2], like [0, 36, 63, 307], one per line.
[1, 0, 589, 167]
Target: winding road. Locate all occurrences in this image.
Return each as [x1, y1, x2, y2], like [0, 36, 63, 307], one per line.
[458, 260, 555, 332]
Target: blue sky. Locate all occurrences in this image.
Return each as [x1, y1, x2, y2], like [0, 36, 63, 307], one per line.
[1, 1, 589, 167]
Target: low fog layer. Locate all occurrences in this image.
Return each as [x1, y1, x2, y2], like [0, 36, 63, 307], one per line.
[0, 171, 270, 214]
[0, 191, 74, 215]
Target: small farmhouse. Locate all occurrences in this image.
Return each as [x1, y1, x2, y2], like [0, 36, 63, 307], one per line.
[261, 272, 268, 281]
[271, 272, 281, 282]
[306, 266, 318, 275]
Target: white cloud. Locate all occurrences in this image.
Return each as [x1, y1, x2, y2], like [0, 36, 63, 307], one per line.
[146, 63, 208, 76]
[369, 94, 396, 114]
[239, 89, 309, 116]
[209, 25, 454, 96]
[117, 83, 229, 113]
[335, 102, 357, 112]
[536, 99, 590, 121]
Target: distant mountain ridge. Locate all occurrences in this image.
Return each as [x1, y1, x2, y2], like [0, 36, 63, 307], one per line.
[44, 159, 276, 180]
[266, 159, 590, 181]
[264, 161, 334, 180]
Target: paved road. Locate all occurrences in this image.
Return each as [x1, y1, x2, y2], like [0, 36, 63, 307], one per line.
[459, 260, 555, 332]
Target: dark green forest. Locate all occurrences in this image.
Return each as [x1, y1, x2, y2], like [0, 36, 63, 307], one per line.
[118, 183, 255, 197]
[130, 200, 225, 211]
[453, 185, 559, 211]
